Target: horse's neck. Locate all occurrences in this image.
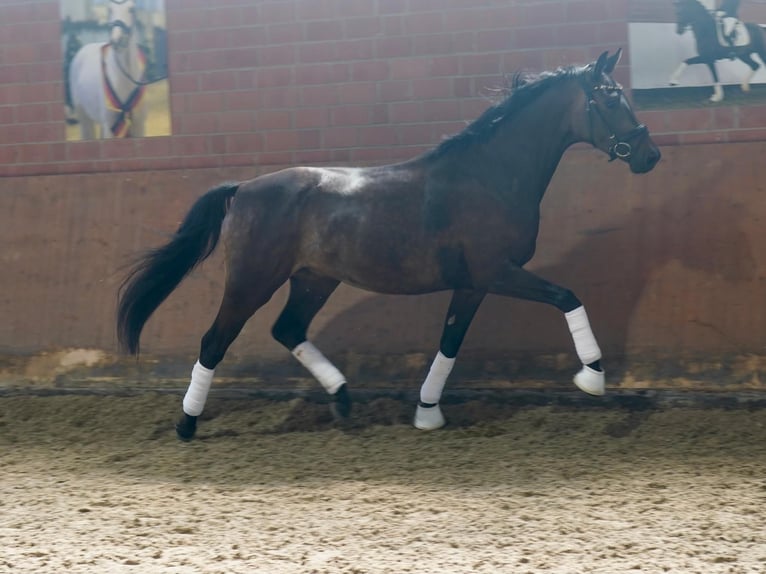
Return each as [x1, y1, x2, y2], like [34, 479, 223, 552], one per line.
[107, 39, 141, 92]
[478, 86, 581, 203]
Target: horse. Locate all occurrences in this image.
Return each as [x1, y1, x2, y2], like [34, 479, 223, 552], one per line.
[669, 0, 766, 102]
[117, 50, 661, 441]
[68, 0, 147, 139]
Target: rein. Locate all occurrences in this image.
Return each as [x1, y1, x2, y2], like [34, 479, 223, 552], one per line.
[109, 20, 167, 86]
[583, 82, 647, 161]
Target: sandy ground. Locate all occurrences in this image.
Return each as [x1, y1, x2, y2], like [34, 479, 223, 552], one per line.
[1, 392, 765, 574]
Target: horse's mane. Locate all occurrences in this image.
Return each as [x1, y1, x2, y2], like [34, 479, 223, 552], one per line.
[427, 64, 584, 158]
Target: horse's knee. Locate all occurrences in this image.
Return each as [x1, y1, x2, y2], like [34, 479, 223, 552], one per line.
[271, 313, 305, 350]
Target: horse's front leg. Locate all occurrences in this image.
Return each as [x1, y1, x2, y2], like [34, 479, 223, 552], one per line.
[414, 289, 486, 430]
[706, 61, 724, 102]
[488, 263, 605, 396]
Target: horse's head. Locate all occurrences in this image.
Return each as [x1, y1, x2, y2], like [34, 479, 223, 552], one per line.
[578, 49, 661, 174]
[108, 0, 137, 49]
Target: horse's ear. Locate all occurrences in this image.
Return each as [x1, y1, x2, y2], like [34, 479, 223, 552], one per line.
[592, 51, 609, 78]
[604, 48, 623, 75]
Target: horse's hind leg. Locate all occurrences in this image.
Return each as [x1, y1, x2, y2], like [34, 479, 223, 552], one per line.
[414, 289, 486, 430]
[270, 270, 349, 417]
[176, 278, 286, 441]
[738, 53, 760, 92]
[488, 262, 605, 396]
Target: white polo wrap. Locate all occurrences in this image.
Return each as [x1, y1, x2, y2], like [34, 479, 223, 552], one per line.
[419, 351, 455, 405]
[565, 306, 602, 365]
[183, 360, 215, 416]
[292, 341, 346, 394]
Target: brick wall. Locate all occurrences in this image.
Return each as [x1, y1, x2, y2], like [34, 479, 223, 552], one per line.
[6, 0, 765, 179]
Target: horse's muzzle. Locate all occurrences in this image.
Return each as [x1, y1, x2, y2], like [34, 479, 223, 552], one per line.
[630, 145, 661, 174]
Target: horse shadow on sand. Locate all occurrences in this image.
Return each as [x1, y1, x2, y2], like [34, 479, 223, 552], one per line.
[310, 164, 755, 390]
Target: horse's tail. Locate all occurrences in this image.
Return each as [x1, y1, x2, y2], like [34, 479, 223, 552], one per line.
[117, 183, 240, 355]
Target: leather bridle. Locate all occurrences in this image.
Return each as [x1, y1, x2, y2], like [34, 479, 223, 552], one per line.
[583, 82, 648, 161]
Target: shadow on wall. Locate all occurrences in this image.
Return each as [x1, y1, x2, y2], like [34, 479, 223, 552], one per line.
[311, 156, 756, 384]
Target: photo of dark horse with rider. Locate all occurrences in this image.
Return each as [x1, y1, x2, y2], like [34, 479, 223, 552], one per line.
[629, 0, 766, 107]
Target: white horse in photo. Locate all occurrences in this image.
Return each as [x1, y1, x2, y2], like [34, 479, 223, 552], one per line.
[68, 0, 147, 139]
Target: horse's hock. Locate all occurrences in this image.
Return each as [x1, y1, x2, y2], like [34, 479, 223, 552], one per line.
[1, 141, 765, 398]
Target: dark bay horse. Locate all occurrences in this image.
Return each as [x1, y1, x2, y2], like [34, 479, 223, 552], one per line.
[670, 0, 766, 102]
[117, 50, 661, 440]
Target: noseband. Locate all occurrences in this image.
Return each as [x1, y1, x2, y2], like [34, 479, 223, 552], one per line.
[583, 83, 647, 161]
[110, 19, 133, 41]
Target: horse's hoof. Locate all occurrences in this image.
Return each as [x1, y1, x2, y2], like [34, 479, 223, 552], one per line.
[414, 402, 446, 430]
[668, 81, 679, 86]
[175, 414, 198, 441]
[573, 365, 605, 396]
[330, 384, 352, 420]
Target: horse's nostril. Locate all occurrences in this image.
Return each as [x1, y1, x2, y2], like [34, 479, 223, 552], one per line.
[648, 148, 661, 166]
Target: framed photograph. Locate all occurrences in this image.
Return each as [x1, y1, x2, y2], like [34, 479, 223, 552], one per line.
[61, 0, 170, 140]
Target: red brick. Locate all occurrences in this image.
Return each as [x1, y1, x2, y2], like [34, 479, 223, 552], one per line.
[256, 67, 294, 88]
[358, 125, 398, 146]
[259, 1, 296, 23]
[430, 56, 460, 77]
[375, 37, 413, 59]
[226, 133, 264, 154]
[323, 126, 358, 148]
[224, 91, 258, 111]
[337, 39, 375, 62]
[133, 137, 172, 158]
[218, 111, 256, 133]
[378, 0, 408, 14]
[298, 42, 338, 64]
[476, 29, 513, 52]
[402, 12, 445, 35]
[389, 101, 423, 123]
[264, 130, 299, 151]
[412, 35, 452, 57]
[0, 106, 14, 124]
[344, 18, 382, 39]
[305, 21, 344, 42]
[664, 109, 715, 133]
[513, 26, 556, 50]
[25, 123, 60, 142]
[338, 82, 377, 104]
[459, 53, 502, 75]
[254, 45, 296, 67]
[300, 85, 340, 107]
[422, 100, 461, 122]
[254, 110, 292, 130]
[66, 140, 101, 162]
[295, 108, 330, 129]
[331, 104, 372, 126]
[351, 61, 389, 82]
[378, 81, 412, 102]
[412, 78, 453, 99]
[268, 23, 305, 45]
[293, 149, 334, 164]
[207, 135, 227, 155]
[565, 1, 610, 24]
[389, 58, 433, 80]
[200, 70, 239, 92]
[258, 87, 300, 109]
[679, 131, 728, 145]
[186, 92, 224, 114]
[294, 63, 349, 85]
